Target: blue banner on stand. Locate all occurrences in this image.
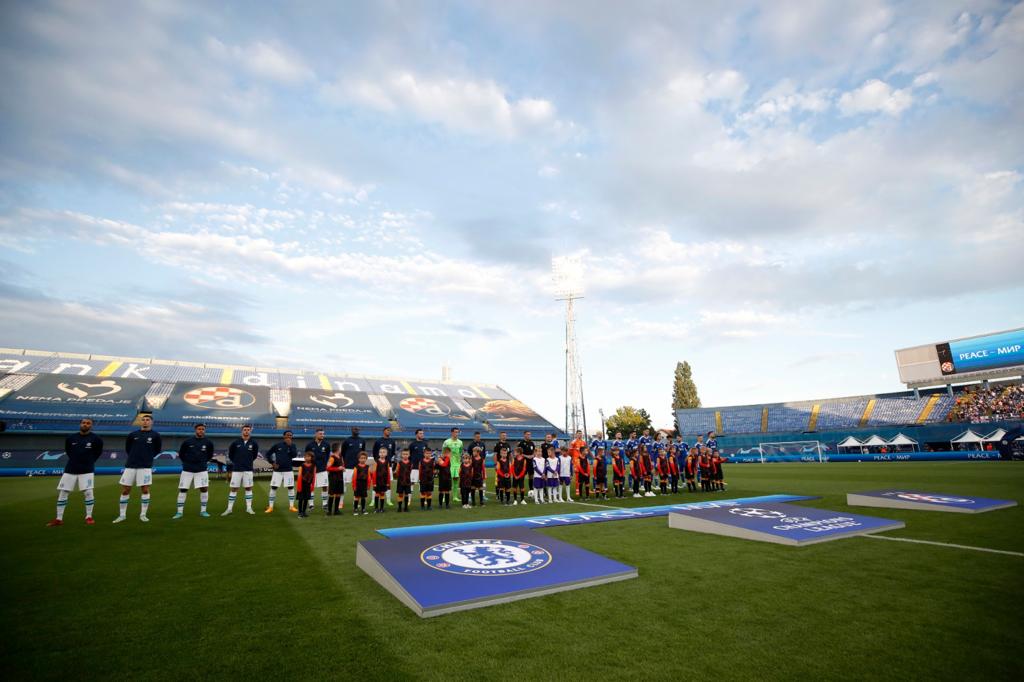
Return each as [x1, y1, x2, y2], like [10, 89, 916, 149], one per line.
[357, 528, 637, 617]
[847, 490, 1017, 513]
[668, 501, 904, 546]
[377, 494, 815, 538]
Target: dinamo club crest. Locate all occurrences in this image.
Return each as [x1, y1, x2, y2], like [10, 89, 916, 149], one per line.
[183, 386, 256, 410]
[420, 539, 552, 576]
[399, 396, 450, 416]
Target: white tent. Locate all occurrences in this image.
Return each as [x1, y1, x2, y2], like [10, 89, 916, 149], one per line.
[887, 433, 919, 451]
[837, 436, 863, 450]
[951, 429, 985, 444]
[862, 435, 888, 447]
[983, 428, 1007, 442]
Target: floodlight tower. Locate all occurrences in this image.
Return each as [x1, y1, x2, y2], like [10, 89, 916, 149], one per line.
[552, 256, 587, 438]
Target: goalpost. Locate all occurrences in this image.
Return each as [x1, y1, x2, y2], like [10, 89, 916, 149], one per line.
[756, 440, 825, 463]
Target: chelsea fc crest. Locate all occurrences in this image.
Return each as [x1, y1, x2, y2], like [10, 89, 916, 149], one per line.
[421, 539, 552, 576]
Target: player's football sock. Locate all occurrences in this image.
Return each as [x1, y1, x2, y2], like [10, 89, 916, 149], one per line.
[200, 491, 209, 512]
[320, 489, 328, 509]
[55, 490, 69, 520]
[118, 494, 129, 518]
[360, 498, 366, 512]
[386, 490, 394, 506]
[84, 488, 95, 518]
[268, 488, 277, 508]
[427, 498, 432, 509]
[287, 489, 295, 508]
[177, 491, 187, 515]
[245, 492, 253, 512]
[140, 494, 150, 518]
[226, 492, 237, 512]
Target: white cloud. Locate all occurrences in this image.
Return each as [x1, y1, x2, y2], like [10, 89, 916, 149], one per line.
[207, 37, 315, 84]
[326, 70, 562, 138]
[838, 79, 912, 116]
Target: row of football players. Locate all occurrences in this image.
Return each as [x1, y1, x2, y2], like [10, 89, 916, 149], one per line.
[45, 417, 726, 524]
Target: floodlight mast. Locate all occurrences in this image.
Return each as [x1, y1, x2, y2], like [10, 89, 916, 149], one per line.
[552, 257, 587, 438]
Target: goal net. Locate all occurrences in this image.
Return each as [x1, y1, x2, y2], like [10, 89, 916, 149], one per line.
[756, 440, 824, 463]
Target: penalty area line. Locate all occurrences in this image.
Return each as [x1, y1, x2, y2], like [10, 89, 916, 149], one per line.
[863, 534, 1024, 557]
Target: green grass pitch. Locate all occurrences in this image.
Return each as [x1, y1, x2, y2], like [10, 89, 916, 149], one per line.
[1, 462, 1022, 681]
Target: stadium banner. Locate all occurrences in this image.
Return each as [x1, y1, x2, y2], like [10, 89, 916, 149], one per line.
[464, 398, 557, 432]
[0, 375, 150, 421]
[846, 490, 1017, 514]
[668, 501, 904, 546]
[156, 383, 273, 424]
[376, 494, 816, 538]
[384, 394, 481, 431]
[728, 450, 1000, 463]
[357, 528, 637, 617]
[288, 389, 389, 427]
[938, 328, 1024, 375]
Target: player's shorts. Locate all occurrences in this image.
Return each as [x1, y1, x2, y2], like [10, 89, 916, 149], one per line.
[559, 476, 570, 485]
[315, 471, 329, 488]
[532, 476, 544, 489]
[420, 480, 434, 493]
[546, 478, 559, 488]
[178, 471, 209, 489]
[230, 471, 254, 488]
[270, 471, 295, 488]
[58, 473, 94, 492]
[410, 469, 420, 484]
[512, 478, 525, 489]
[496, 477, 511, 490]
[119, 467, 152, 487]
[396, 484, 411, 495]
[328, 472, 344, 495]
[343, 470, 353, 484]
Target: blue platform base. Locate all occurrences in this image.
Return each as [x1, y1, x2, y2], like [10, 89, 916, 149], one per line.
[668, 501, 904, 546]
[357, 528, 637, 617]
[846, 490, 1017, 513]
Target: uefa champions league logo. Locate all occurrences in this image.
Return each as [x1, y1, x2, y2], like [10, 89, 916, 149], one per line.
[893, 492, 973, 505]
[421, 539, 552, 576]
[728, 507, 788, 519]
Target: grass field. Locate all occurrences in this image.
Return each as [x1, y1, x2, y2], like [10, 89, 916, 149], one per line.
[2, 462, 1022, 681]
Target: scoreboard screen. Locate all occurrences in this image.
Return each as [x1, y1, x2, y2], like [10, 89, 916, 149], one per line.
[896, 328, 1024, 386]
[938, 329, 1024, 375]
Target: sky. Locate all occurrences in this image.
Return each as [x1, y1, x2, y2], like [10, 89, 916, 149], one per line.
[0, 0, 1022, 431]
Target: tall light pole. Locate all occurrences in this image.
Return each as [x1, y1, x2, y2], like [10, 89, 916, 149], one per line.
[552, 255, 587, 437]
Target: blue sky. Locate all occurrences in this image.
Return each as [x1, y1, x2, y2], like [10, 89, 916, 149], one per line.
[1, 0, 1022, 430]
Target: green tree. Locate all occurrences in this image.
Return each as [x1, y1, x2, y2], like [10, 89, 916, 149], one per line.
[672, 361, 701, 432]
[605, 406, 653, 436]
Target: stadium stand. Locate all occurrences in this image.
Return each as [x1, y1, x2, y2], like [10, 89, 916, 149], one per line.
[719, 405, 762, 434]
[0, 348, 558, 438]
[766, 402, 814, 432]
[677, 408, 717, 435]
[814, 397, 870, 430]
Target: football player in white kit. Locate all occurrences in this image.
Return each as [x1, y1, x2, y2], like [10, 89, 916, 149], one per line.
[115, 414, 161, 523]
[48, 418, 103, 527]
[174, 423, 215, 518]
[265, 430, 298, 513]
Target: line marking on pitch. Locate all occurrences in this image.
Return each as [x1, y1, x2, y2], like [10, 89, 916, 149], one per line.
[863, 534, 1024, 557]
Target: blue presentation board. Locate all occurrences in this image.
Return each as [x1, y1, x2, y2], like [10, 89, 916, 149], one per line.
[376, 494, 816, 539]
[668, 501, 904, 546]
[357, 528, 637, 617]
[846, 490, 1017, 513]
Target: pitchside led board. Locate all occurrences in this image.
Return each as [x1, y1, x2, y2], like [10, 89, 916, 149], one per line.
[357, 529, 637, 618]
[846, 490, 1017, 514]
[668, 502, 904, 546]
